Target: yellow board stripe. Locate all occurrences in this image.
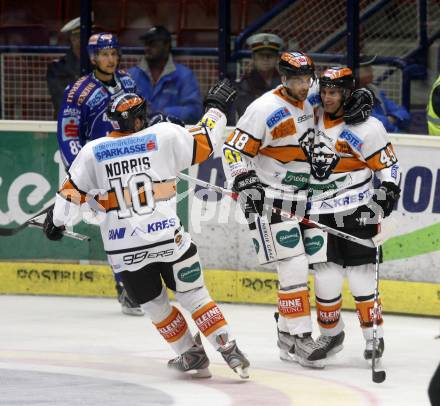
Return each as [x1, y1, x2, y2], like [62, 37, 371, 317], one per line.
[0, 263, 438, 317]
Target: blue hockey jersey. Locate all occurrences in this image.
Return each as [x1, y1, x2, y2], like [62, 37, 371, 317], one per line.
[57, 69, 136, 167]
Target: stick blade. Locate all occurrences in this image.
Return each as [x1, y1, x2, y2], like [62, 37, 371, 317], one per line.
[0, 224, 27, 236]
[372, 369, 386, 383]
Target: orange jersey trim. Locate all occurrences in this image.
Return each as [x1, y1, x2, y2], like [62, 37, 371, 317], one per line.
[58, 179, 88, 205]
[225, 130, 261, 157]
[259, 145, 306, 163]
[154, 306, 189, 343]
[323, 113, 344, 129]
[96, 180, 176, 211]
[192, 131, 213, 164]
[278, 290, 311, 319]
[334, 157, 368, 172]
[107, 131, 131, 138]
[192, 301, 227, 337]
[273, 87, 305, 110]
[365, 144, 398, 171]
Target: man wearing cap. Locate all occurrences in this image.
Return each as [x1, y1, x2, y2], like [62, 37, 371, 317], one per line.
[128, 26, 202, 124]
[47, 17, 81, 116]
[358, 55, 410, 133]
[233, 33, 284, 120]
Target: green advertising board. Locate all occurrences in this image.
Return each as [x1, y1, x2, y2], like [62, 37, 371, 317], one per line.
[0, 128, 105, 261]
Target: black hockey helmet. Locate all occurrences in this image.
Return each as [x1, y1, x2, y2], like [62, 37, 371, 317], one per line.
[319, 67, 355, 91]
[107, 93, 148, 132]
[278, 51, 315, 78]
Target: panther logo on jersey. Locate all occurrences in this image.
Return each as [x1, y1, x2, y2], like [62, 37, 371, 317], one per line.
[299, 128, 340, 180]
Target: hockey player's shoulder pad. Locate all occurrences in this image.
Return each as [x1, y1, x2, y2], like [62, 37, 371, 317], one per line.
[116, 69, 137, 90]
[343, 88, 374, 125]
[63, 73, 98, 107]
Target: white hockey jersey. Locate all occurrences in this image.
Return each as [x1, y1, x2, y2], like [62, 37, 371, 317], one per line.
[222, 85, 319, 194]
[53, 108, 226, 272]
[303, 109, 401, 214]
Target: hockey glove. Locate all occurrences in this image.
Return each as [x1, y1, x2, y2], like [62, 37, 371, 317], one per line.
[232, 170, 265, 217]
[205, 78, 237, 114]
[148, 112, 185, 127]
[372, 181, 401, 218]
[43, 207, 65, 241]
[343, 88, 374, 125]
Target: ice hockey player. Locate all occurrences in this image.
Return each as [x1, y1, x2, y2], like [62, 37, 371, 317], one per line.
[301, 67, 401, 362]
[43, 80, 250, 379]
[222, 51, 327, 368]
[57, 32, 145, 316]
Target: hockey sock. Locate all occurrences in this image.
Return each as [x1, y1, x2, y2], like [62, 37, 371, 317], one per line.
[192, 301, 230, 349]
[153, 306, 195, 355]
[277, 287, 312, 335]
[316, 294, 344, 335]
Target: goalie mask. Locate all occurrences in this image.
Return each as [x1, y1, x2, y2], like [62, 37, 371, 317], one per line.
[107, 93, 148, 132]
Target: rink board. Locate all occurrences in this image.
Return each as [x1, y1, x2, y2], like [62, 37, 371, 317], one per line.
[0, 262, 438, 317]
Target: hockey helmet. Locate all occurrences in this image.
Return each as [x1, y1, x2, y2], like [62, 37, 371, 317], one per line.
[319, 67, 355, 90]
[87, 33, 120, 58]
[107, 93, 148, 132]
[278, 51, 315, 78]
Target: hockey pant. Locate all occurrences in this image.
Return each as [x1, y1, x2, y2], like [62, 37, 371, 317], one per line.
[314, 262, 384, 341]
[119, 243, 231, 355]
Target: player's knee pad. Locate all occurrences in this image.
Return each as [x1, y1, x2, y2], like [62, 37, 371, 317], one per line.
[346, 264, 376, 297]
[172, 244, 205, 293]
[314, 262, 344, 299]
[140, 285, 172, 323]
[303, 228, 328, 264]
[250, 217, 305, 265]
[277, 253, 309, 289]
[174, 286, 211, 314]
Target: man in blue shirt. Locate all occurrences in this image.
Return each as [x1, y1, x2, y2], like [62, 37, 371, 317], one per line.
[128, 26, 203, 124]
[358, 55, 410, 133]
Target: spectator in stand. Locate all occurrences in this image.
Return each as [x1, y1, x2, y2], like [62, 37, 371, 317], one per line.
[233, 33, 284, 120]
[427, 73, 440, 135]
[128, 26, 202, 124]
[47, 17, 81, 116]
[358, 55, 410, 133]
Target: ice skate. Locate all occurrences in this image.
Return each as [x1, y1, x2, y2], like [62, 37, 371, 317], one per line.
[316, 331, 345, 357]
[217, 334, 250, 379]
[278, 329, 326, 369]
[364, 337, 385, 360]
[116, 284, 144, 316]
[168, 333, 211, 378]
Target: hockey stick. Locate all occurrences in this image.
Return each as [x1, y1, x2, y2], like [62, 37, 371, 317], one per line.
[372, 222, 386, 383]
[0, 205, 54, 237]
[0, 204, 90, 241]
[178, 173, 384, 248]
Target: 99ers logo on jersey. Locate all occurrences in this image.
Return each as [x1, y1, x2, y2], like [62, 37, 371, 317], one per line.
[61, 116, 80, 140]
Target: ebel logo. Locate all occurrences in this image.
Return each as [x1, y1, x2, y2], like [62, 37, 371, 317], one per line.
[297, 113, 313, 123]
[109, 228, 125, 240]
[123, 248, 174, 265]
